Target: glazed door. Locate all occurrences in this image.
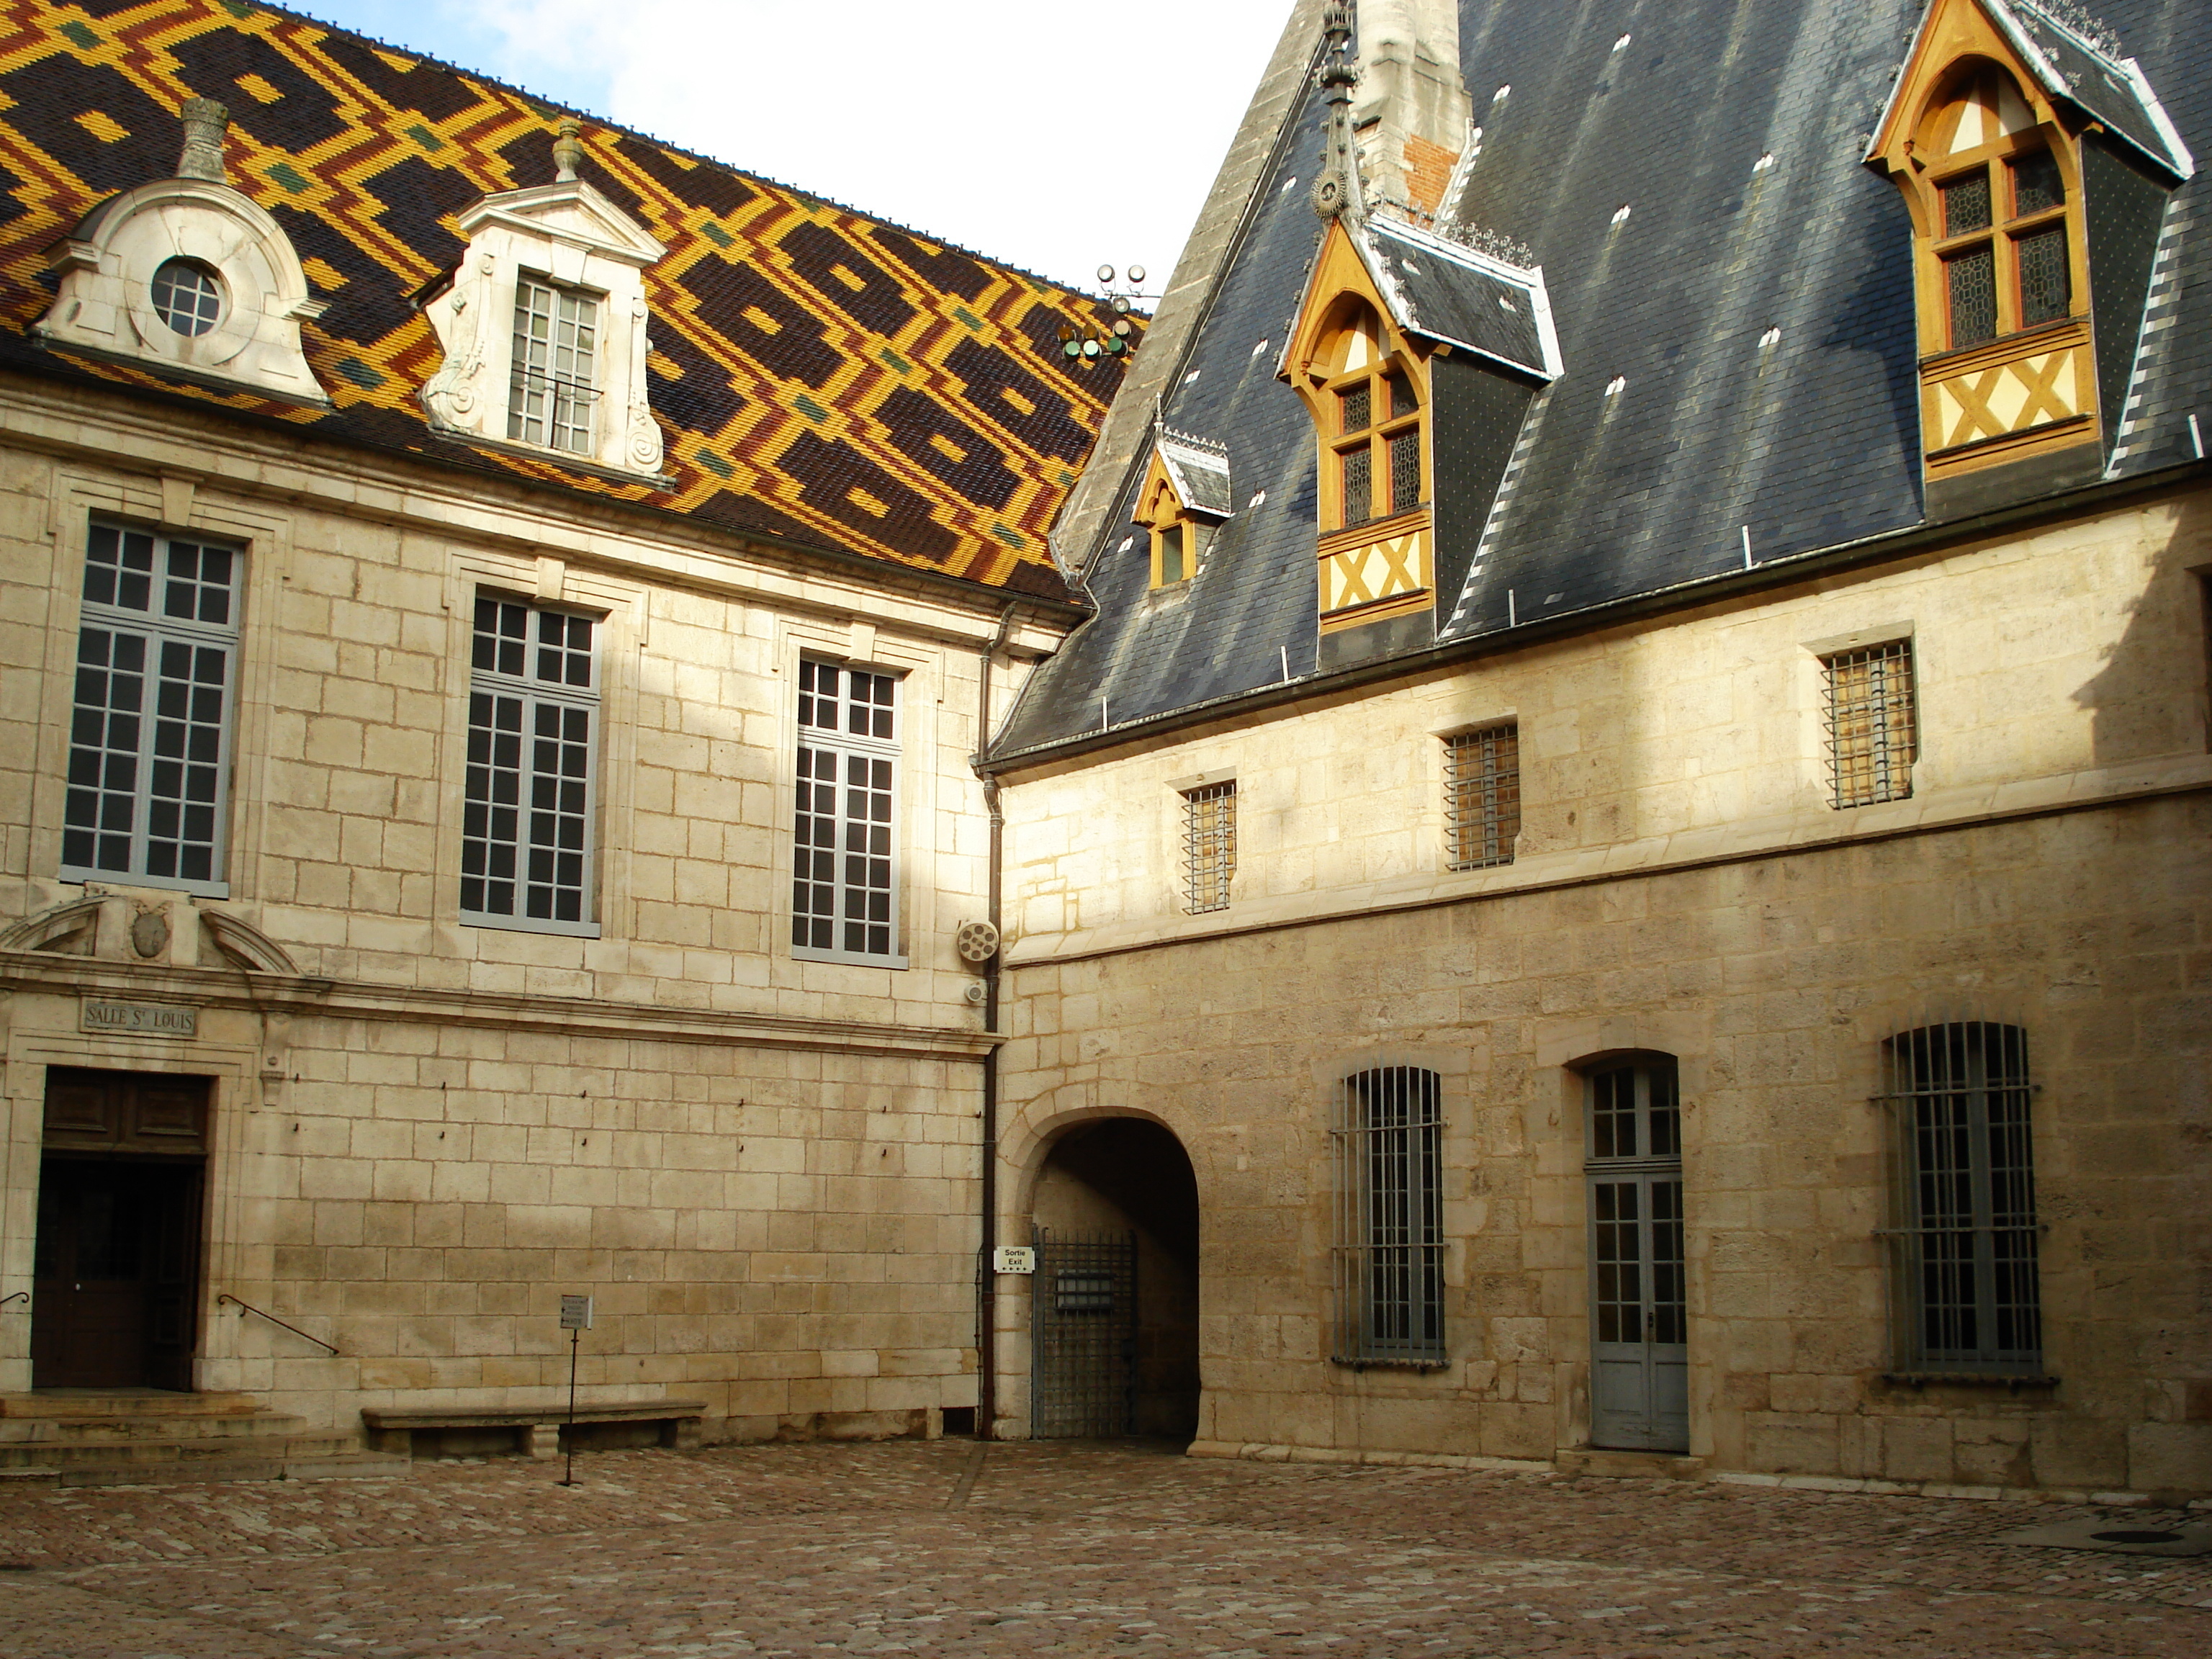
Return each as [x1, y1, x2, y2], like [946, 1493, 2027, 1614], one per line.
[1588, 1170, 1689, 1451]
[1585, 1059, 1689, 1453]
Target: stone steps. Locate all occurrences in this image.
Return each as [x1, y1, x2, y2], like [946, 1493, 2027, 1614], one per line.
[0, 1393, 411, 1487]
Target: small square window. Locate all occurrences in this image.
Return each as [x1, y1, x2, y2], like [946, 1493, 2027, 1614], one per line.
[1822, 639, 1917, 808]
[1444, 724, 1520, 870]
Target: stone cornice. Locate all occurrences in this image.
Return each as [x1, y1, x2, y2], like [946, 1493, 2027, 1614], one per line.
[0, 951, 1002, 1061]
[1007, 752, 2212, 969]
[0, 369, 1082, 657]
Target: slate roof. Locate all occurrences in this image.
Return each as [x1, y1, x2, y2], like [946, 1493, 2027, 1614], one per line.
[1157, 431, 1234, 517]
[996, 0, 2212, 757]
[0, 0, 1136, 601]
[1357, 216, 1555, 380]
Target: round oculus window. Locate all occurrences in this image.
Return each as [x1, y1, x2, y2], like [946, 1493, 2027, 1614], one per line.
[150, 258, 223, 337]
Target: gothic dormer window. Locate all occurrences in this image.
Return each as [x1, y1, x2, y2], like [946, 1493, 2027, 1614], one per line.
[1866, 0, 2194, 511]
[1133, 430, 1232, 589]
[1321, 302, 1424, 529]
[33, 98, 328, 405]
[418, 118, 670, 484]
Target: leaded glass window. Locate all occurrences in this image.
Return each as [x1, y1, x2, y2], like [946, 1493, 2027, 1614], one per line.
[462, 595, 599, 932]
[792, 659, 902, 962]
[1945, 246, 1997, 348]
[2016, 225, 2069, 326]
[63, 523, 240, 893]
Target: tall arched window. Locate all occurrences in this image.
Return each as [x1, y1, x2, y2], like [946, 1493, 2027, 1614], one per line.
[1913, 63, 2077, 352]
[1316, 300, 1424, 531]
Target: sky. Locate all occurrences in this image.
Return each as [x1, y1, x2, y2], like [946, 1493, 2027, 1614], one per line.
[292, 0, 1295, 295]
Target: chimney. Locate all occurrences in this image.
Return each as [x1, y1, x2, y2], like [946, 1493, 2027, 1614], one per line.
[177, 96, 230, 183]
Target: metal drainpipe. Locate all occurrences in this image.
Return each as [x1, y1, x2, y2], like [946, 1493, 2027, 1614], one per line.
[974, 603, 1017, 1440]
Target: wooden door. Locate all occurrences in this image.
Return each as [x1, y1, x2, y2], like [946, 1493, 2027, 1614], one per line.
[32, 1071, 208, 1391]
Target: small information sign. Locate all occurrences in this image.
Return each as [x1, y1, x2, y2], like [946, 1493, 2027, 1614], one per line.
[559, 1294, 594, 1330]
[992, 1246, 1035, 1274]
[81, 999, 197, 1038]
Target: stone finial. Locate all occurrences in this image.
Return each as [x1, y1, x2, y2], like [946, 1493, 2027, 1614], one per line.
[1313, 1, 1360, 221]
[553, 117, 585, 184]
[178, 96, 230, 183]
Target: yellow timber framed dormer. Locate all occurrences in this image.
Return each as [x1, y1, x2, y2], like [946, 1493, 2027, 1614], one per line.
[1867, 0, 2098, 483]
[1136, 454, 1201, 588]
[1283, 220, 1434, 636]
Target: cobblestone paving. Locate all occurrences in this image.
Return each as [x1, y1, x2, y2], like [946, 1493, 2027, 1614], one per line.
[0, 1440, 2206, 1656]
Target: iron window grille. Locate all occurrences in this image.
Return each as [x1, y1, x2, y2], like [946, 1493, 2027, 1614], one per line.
[792, 659, 903, 963]
[1876, 1021, 2044, 1377]
[63, 522, 241, 896]
[462, 594, 601, 934]
[1179, 781, 1236, 914]
[1822, 639, 1917, 808]
[1331, 1066, 1445, 1367]
[1445, 723, 1521, 870]
[509, 276, 599, 454]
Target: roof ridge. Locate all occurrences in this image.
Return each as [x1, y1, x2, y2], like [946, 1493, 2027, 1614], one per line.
[242, 0, 1108, 299]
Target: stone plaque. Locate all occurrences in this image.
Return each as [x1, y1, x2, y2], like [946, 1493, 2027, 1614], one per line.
[80, 999, 198, 1038]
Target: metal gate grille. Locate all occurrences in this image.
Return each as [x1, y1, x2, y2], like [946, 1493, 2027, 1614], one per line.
[1030, 1228, 1136, 1437]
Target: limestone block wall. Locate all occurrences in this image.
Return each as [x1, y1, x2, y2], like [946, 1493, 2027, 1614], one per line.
[993, 489, 2212, 1493]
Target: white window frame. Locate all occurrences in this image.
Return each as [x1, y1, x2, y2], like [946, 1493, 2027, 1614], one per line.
[791, 657, 907, 968]
[459, 590, 603, 938]
[60, 519, 242, 898]
[507, 272, 601, 455]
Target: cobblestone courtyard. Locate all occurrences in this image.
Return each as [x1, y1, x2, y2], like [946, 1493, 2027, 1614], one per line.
[0, 1441, 2206, 1657]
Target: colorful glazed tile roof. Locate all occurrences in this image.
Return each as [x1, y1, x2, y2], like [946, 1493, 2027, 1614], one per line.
[0, 0, 1138, 601]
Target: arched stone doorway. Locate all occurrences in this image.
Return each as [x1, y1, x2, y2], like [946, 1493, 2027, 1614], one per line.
[1029, 1118, 1199, 1441]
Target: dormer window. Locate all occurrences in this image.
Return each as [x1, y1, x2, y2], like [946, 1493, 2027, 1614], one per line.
[1865, 0, 2194, 509]
[1317, 301, 1424, 531]
[509, 275, 599, 454]
[33, 98, 327, 405]
[418, 117, 670, 485]
[1132, 428, 1233, 590]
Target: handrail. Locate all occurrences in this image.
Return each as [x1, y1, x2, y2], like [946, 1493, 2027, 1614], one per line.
[0, 1291, 26, 1308]
[217, 1292, 338, 1355]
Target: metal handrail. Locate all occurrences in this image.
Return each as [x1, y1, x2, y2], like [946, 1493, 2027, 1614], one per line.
[217, 1292, 338, 1355]
[0, 1291, 25, 1308]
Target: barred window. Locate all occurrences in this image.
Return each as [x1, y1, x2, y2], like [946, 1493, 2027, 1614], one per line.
[1878, 1022, 2042, 1376]
[63, 522, 240, 894]
[1179, 781, 1236, 914]
[1331, 1066, 1444, 1366]
[1444, 724, 1520, 870]
[1822, 639, 1916, 807]
[509, 275, 598, 454]
[462, 595, 599, 932]
[792, 659, 902, 963]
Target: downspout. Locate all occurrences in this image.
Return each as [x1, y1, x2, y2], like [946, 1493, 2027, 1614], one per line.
[974, 602, 1018, 1439]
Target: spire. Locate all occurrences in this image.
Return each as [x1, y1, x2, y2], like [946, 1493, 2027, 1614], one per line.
[176, 97, 229, 184]
[1312, 1, 1362, 222]
[553, 116, 585, 184]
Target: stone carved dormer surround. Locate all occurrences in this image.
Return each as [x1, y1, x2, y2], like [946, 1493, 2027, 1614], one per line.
[418, 122, 672, 485]
[33, 99, 329, 405]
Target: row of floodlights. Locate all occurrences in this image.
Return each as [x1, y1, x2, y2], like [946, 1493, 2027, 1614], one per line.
[1058, 264, 1150, 361]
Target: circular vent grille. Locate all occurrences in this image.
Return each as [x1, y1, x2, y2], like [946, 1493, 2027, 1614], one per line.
[955, 920, 1001, 963]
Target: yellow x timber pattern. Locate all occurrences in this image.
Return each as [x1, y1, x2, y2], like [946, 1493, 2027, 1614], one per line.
[1924, 339, 2091, 454]
[1318, 518, 1433, 631]
[0, 0, 1131, 593]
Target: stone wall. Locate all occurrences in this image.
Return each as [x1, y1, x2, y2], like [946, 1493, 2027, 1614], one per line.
[993, 487, 2212, 1493]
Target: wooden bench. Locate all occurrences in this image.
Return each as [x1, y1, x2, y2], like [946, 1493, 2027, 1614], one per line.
[361, 1400, 709, 1460]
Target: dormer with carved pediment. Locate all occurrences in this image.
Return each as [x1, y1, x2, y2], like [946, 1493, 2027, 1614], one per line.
[416, 119, 672, 485]
[32, 98, 328, 405]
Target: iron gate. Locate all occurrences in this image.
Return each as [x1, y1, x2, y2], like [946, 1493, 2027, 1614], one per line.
[1029, 1228, 1136, 1437]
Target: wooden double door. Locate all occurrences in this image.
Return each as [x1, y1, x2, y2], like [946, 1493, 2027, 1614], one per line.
[31, 1069, 208, 1391]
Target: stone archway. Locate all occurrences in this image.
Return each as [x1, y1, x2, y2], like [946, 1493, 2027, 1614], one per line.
[1029, 1117, 1200, 1440]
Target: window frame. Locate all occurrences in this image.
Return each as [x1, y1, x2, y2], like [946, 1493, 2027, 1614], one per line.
[1821, 637, 1918, 809]
[1178, 780, 1236, 915]
[1925, 135, 2072, 351]
[459, 590, 604, 938]
[1331, 1064, 1447, 1368]
[790, 657, 909, 968]
[1444, 722, 1521, 871]
[1322, 344, 1424, 532]
[506, 271, 603, 457]
[1877, 1022, 2044, 1378]
[60, 519, 244, 899]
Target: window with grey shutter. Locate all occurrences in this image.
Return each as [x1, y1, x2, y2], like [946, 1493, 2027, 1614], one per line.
[62, 522, 241, 895]
[461, 594, 600, 934]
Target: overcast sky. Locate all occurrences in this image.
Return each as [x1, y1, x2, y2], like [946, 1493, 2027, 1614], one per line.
[300, 0, 1294, 294]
